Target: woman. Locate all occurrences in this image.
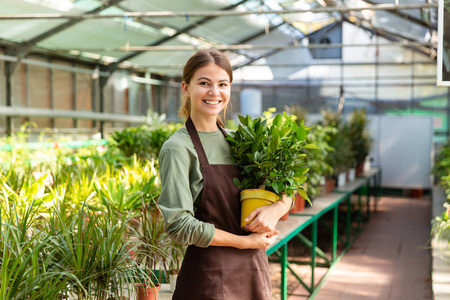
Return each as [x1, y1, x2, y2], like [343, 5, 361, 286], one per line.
[157, 50, 292, 299]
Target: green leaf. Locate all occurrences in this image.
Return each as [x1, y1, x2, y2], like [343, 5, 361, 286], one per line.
[303, 143, 318, 149]
[296, 126, 307, 141]
[246, 115, 253, 129]
[295, 166, 309, 175]
[280, 127, 292, 137]
[238, 114, 247, 126]
[272, 181, 284, 194]
[272, 114, 283, 128]
[297, 189, 311, 205]
[253, 151, 261, 160]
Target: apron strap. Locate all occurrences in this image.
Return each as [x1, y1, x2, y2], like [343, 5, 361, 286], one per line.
[185, 117, 210, 167]
[218, 126, 229, 138]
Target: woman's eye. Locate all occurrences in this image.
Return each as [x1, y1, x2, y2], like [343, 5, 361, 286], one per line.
[200, 82, 208, 86]
[220, 83, 228, 87]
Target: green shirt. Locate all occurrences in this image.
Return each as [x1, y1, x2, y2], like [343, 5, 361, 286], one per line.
[157, 127, 234, 248]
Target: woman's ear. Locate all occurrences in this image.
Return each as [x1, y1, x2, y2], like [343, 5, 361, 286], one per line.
[181, 81, 189, 97]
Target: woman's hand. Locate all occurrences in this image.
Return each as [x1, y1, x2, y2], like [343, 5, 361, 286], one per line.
[242, 229, 279, 249]
[210, 228, 278, 249]
[243, 193, 292, 234]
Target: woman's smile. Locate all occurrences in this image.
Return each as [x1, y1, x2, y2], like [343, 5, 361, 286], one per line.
[203, 100, 221, 105]
[182, 63, 231, 129]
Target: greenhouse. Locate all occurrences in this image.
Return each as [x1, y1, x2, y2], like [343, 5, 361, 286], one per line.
[0, 0, 449, 299]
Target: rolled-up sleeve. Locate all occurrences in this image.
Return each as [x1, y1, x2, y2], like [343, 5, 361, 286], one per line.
[157, 146, 215, 248]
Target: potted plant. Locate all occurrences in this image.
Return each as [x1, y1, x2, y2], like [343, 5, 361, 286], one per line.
[320, 109, 356, 187]
[168, 240, 186, 292]
[226, 112, 313, 227]
[303, 124, 336, 199]
[348, 109, 373, 177]
[288, 106, 336, 200]
[131, 199, 173, 300]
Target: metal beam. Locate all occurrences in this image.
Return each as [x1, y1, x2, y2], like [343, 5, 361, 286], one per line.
[49, 41, 436, 52]
[0, 106, 147, 123]
[342, 16, 436, 57]
[139, 60, 436, 69]
[109, 0, 250, 70]
[0, 53, 176, 86]
[0, 4, 438, 20]
[361, 0, 436, 30]
[21, 0, 124, 49]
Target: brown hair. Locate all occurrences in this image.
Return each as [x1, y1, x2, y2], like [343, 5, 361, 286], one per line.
[178, 50, 233, 127]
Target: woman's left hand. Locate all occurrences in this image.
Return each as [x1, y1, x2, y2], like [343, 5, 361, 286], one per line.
[243, 194, 292, 234]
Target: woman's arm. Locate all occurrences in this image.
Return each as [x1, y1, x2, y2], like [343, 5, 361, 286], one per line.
[210, 228, 279, 249]
[243, 193, 293, 234]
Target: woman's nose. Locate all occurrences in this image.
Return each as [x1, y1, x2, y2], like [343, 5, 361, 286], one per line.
[208, 85, 220, 96]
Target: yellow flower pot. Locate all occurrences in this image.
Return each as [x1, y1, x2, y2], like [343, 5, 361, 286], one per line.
[240, 189, 279, 228]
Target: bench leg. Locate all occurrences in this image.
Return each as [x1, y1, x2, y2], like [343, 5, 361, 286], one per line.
[281, 244, 287, 300]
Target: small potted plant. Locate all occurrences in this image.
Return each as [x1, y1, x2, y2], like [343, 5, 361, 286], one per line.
[168, 240, 186, 292]
[226, 111, 314, 227]
[131, 199, 172, 300]
[288, 106, 336, 200]
[348, 109, 373, 177]
[320, 109, 355, 187]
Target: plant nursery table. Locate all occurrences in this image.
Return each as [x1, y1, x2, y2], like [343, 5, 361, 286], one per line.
[333, 167, 382, 234]
[267, 167, 381, 300]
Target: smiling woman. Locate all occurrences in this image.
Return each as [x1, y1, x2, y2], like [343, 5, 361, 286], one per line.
[157, 50, 292, 300]
[181, 63, 231, 131]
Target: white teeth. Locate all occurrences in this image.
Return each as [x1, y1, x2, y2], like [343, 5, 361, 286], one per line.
[204, 100, 220, 105]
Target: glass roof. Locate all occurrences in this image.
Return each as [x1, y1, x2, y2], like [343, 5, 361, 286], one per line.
[0, 0, 438, 80]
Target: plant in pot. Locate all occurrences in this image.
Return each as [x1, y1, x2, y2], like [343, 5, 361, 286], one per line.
[432, 139, 450, 185]
[320, 109, 356, 188]
[168, 240, 186, 292]
[131, 199, 173, 300]
[348, 109, 373, 177]
[288, 106, 336, 202]
[303, 123, 336, 200]
[226, 112, 314, 227]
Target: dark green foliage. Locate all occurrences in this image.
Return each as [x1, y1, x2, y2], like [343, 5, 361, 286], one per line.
[226, 113, 314, 201]
[433, 139, 450, 183]
[110, 111, 180, 161]
[303, 124, 337, 199]
[348, 109, 373, 165]
[320, 110, 356, 173]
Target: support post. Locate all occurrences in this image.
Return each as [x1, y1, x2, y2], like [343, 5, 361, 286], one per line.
[311, 220, 317, 292]
[333, 206, 338, 261]
[281, 244, 287, 300]
[4, 60, 16, 136]
[346, 195, 351, 247]
[99, 67, 110, 138]
[357, 189, 362, 233]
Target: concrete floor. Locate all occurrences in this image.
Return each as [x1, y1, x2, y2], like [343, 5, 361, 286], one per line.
[289, 196, 432, 300]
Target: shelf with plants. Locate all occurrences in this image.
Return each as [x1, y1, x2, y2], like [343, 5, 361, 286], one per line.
[430, 139, 450, 300]
[0, 114, 183, 299]
[432, 139, 450, 249]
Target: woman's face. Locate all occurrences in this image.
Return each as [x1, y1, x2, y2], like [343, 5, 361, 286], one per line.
[182, 63, 231, 120]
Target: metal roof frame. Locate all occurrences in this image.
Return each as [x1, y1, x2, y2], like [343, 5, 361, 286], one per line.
[0, 0, 439, 79]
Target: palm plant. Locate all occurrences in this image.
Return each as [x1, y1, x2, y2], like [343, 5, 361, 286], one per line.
[45, 203, 139, 300]
[320, 109, 356, 175]
[131, 199, 173, 287]
[0, 192, 78, 299]
[94, 157, 161, 215]
[348, 109, 373, 168]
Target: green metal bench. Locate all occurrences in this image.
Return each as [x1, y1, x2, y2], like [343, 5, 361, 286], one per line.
[267, 167, 382, 300]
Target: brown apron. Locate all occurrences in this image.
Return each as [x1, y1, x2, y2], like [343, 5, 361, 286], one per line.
[172, 117, 271, 300]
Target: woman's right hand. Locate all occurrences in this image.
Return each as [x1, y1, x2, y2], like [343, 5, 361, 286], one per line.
[210, 227, 278, 249]
[243, 228, 279, 249]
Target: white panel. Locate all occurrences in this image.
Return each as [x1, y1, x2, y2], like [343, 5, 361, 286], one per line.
[369, 115, 434, 189]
